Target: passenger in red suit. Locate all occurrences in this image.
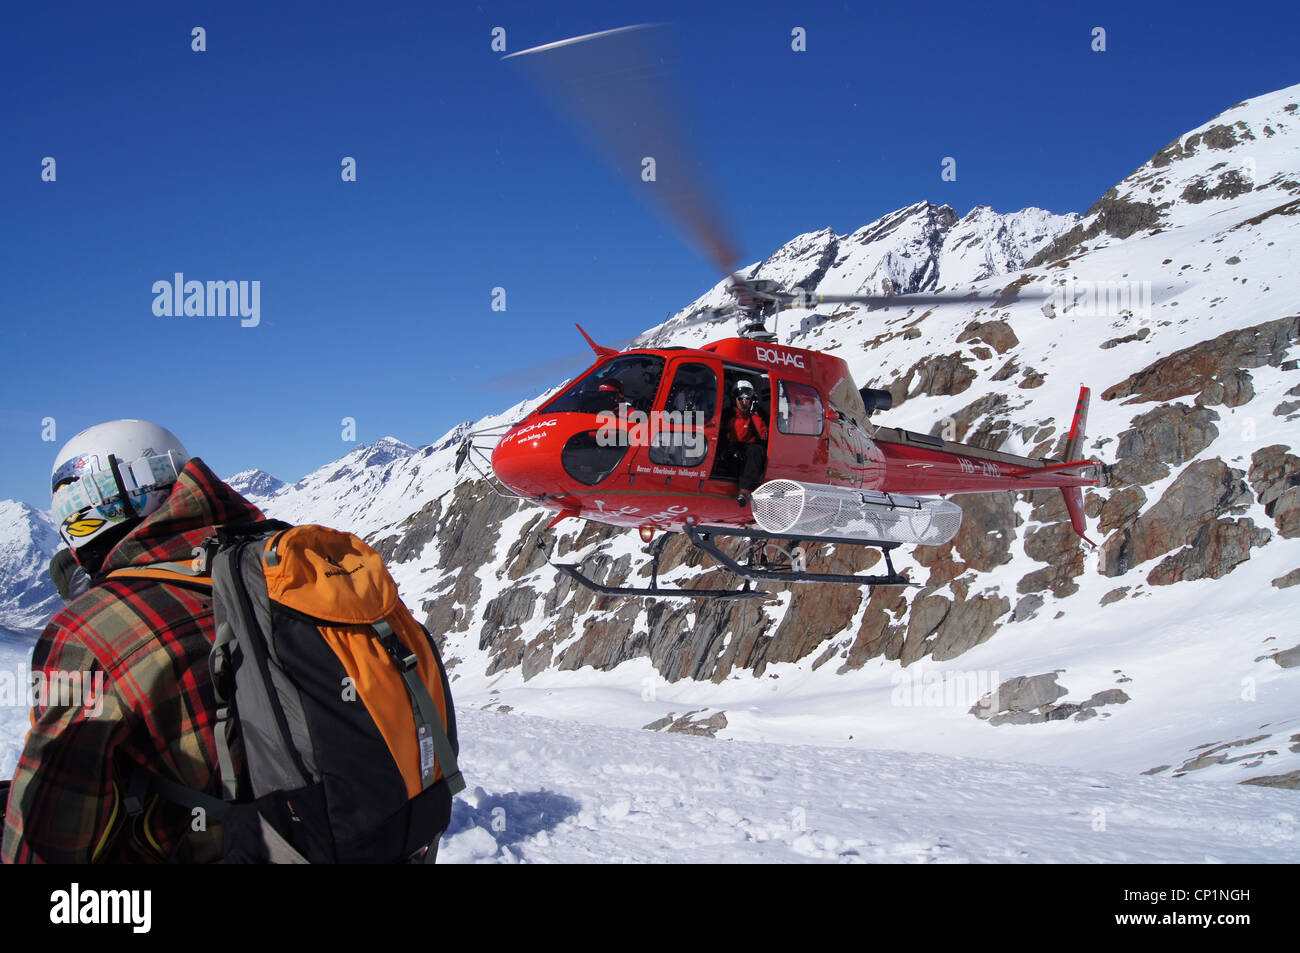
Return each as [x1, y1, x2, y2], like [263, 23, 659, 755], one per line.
[724, 380, 768, 505]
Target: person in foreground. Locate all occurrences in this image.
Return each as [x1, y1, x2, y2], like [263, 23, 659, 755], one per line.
[3, 419, 462, 864]
[2, 420, 261, 862]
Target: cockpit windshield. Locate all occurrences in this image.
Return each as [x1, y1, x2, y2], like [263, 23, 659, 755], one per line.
[543, 354, 666, 415]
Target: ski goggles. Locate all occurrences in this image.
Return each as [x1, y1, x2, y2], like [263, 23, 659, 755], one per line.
[51, 451, 185, 542]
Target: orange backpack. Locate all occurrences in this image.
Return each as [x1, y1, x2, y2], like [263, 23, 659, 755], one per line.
[113, 520, 463, 863]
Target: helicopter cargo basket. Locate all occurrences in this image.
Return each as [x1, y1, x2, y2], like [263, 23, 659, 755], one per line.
[750, 480, 962, 546]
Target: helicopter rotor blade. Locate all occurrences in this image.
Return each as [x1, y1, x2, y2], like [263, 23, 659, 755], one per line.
[784, 288, 1049, 307]
[480, 343, 628, 394]
[639, 274, 1054, 343]
[505, 24, 743, 277]
[482, 274, 1051, 390]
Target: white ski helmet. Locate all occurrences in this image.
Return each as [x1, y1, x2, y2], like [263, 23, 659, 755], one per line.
[50, 420, 190, 551]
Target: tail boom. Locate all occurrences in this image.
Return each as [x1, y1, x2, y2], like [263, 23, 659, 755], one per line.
[870, 385, 1102, 544]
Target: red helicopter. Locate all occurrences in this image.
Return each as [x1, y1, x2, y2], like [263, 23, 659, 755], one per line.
[455, 25, 1106, 599]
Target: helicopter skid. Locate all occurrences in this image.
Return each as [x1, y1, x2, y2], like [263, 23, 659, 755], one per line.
[683, 525, 915, 588]
[551, 562, 769, 601]
[552, 524, 915, 601]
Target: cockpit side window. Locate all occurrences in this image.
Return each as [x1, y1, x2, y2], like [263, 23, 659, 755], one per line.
[649, 362, 718, 469]
[662, 362, 718, 422]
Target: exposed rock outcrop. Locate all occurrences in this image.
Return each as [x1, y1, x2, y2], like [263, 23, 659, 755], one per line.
[1145, 519, 1271, 585]
[1247, 444, 1300, 537]
[1102, 316, 1299, 405]
[838, 587, 910, 672]
[643, 709, 729, 737]
[1099, 459, 1253, 576]
[1268, 644, 1300, 669]
[1108, 404, 1220, 487]
[971, 673, 1131, 726]
[957, 319, 1019, 355]
[1171, 734, 1276, 776]
[889, 352, 977, 405]
[1025, 189, 1162, 267]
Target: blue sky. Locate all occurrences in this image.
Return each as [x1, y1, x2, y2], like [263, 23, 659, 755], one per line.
[2, 0, 1296, 507]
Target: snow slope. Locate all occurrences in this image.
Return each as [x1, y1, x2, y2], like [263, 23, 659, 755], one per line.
[0, 626, 37, 777]
[440, 708, 1297, 863]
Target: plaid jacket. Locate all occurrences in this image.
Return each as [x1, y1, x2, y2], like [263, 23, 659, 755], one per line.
[1, 459, 264, 863]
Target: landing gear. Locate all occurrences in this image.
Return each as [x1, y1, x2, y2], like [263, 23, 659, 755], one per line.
[552, 529, 767, 601]
[743, 537, 807, 573]
[552, 525, 914, 600]
[684, 525, 908, 587]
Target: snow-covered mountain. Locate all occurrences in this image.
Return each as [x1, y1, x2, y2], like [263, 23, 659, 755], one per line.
[0, 501, 61, 633]
[633, 202, 1078, 348]
[238, 82, 1300, 797]
[2, 85, 1298, 851]
[237, 430, 491, 533]
[225, 468, 286, 500]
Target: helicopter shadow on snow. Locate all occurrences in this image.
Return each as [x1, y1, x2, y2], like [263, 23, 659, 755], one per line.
[445, 786, 582, 851]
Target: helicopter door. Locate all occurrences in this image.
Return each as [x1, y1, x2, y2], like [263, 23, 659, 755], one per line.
[646, 360, 720, 474]
[770, 378, 831, 483]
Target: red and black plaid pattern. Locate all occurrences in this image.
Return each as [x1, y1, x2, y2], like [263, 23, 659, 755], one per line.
[1, 458, 263, 863]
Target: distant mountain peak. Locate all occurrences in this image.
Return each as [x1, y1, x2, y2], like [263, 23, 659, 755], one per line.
[371, 435, 416, 451]
[634, 202, 1078, 349]
[433, 421, 475, 452]
[0, 500, 61, 631]
[226, 468, 286, 501]
[355, 437, 417, 469]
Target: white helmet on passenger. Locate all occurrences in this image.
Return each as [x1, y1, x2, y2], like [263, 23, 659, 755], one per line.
[50, 420, 190, 556]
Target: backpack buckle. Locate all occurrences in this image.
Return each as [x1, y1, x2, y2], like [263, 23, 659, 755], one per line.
[187, 536, 221, 574]
[373, 620, 418, 670]
[385, 639, 419, 672]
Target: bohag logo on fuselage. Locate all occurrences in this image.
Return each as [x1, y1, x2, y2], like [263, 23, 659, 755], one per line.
[754, 346, 806, 369]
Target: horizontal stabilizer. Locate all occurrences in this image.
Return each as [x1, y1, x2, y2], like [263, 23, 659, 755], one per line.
[1004, 458, 1100, 479]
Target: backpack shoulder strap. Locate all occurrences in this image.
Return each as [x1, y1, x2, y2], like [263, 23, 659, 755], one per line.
[124, 765, 232, 821]
[373, 619, 465, 796]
